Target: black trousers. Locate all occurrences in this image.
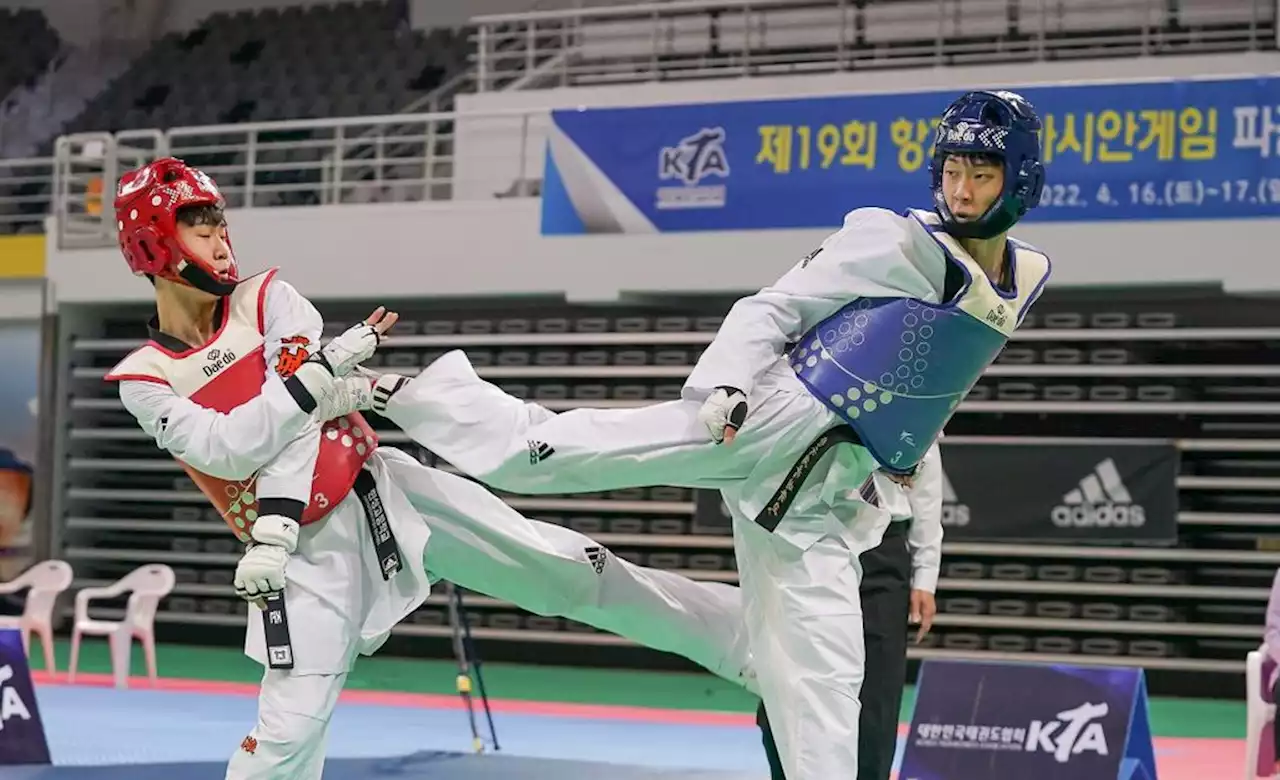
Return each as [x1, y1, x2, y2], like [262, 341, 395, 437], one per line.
[755, 520, 913, 780]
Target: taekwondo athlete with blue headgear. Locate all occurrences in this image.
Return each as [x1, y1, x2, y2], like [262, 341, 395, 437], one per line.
[361, 89, 1052, 779]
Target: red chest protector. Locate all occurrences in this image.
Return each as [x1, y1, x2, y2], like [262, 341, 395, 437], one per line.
[105, 269, 376, 542]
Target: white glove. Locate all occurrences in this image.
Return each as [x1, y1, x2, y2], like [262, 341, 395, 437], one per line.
[313, 319, 388, 377]
[314, 373, 374, 421]
[233, 514, 298, 601]
[697, 386, 748, 444]
[286, 319, 389, 414]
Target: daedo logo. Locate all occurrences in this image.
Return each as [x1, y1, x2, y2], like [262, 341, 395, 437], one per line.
[204, 347, 237, 378]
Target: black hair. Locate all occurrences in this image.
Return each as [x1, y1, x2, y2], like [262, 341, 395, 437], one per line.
[175, 203, 226, 228]
[944, 152, 1002, 168]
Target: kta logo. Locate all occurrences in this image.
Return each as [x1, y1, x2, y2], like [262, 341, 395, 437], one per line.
[659, 127, 730, 185]
[1025, 702, 1110, 763]
[0, 664, 33, 730]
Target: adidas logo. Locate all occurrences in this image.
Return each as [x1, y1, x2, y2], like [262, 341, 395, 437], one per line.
[528, 440, 555, 465]
[584, 545, 607, 574]
[1052, 458, 1145, 528]
[939, 468, 970, 527]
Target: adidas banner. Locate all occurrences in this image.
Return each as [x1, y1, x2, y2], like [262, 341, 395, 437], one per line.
[936, 440, 1179, 543]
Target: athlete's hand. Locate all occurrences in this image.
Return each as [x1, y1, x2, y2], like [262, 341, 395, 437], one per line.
[698, 386, 748, 444]
[287, 308, 398, 412]
[233, 515, 298, 603]
[314, 374, 374, 421]
[315, 307, 399, 377]
[234, 544, 290, 603]
[909, 589, 937, 643]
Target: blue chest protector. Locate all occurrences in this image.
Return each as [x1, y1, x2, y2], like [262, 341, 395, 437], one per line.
[789, 210, 1051, 474]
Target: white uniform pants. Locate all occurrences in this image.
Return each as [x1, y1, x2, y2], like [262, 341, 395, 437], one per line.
[226, 447, 756, 778]
[224, 671, 345, 779]
[381, 350, 893, 780]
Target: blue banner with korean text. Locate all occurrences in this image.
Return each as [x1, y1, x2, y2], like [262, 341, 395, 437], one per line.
[541, 76, 1280, 234]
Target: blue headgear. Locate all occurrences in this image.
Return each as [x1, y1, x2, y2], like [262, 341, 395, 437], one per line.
[929, 90, 1045, 240]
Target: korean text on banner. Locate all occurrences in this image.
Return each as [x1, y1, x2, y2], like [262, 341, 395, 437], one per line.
[899, 660, 1157, 780]
[542, 75, 1280, 234]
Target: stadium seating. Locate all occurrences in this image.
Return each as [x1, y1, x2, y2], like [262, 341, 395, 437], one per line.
[0, 0, 471, 230]
[0, 9, 62, 112]
[62, 0, 467, 136]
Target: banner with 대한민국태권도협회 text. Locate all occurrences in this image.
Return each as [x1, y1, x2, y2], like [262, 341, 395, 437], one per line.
[540, 75, 1280, 234]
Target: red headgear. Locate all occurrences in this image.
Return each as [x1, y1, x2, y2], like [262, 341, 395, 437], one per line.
[114, 157, 239, 295]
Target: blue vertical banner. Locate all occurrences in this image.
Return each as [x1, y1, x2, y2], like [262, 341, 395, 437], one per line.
[0, 629, 51, 766]
[541, 76, 1280, 234]
[899, 659, 1157, 780]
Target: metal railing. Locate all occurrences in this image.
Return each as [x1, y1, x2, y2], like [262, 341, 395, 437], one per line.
[0, 156, 54, 235]
[50, 106, 547, 249]
[471, 0, 1277, 90]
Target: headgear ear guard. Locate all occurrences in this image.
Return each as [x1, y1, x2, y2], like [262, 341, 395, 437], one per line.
[928, 90, 1046, 240]
[114, 157, 239, 296]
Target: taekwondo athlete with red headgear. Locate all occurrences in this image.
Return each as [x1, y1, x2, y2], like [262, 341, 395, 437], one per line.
[106, 157, 762, 779]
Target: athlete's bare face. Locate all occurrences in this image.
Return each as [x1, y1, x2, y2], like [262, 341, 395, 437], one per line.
[941, 155, 1004, 221]
[176, 218, 232, 273]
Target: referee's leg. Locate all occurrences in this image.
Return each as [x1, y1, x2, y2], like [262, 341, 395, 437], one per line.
[755, 520, 913, 780]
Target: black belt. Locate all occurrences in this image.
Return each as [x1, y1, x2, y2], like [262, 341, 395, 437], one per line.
[260, 469, 403, 670]
[262, 592, 294, 670]
[354, 468, 404, 581]
[753, 426, 867, 532]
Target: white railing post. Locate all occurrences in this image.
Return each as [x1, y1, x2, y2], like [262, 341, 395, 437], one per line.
[424, 110, 438, 202]
[518, 113, 531, 196]
[244, 130, 257, 209]
[477, 25, 491, 92]
[332, 126, 345, 205]
[526, 22, 537, 76]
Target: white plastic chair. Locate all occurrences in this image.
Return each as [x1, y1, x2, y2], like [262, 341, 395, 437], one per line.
[1245, 643, 1277, 779]
[69, 564, 175, 689]
[0, 560, 74, 674]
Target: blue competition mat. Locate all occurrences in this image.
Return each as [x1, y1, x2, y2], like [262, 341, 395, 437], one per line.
[1, 751, 759, 779]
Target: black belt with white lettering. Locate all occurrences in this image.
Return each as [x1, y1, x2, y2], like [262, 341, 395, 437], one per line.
[262, 592, 294, 670]
[753, 426, 869, 532]
[354, 468, 404, 580]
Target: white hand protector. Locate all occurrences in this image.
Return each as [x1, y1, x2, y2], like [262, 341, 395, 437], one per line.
[233, 514, 299, 601]
[697, 386, 748, 444]
[313, 318, 389, 377]
[286, 316, 391, 413]
[314, 373, 374, 421]
[364, 369, 409, 416]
